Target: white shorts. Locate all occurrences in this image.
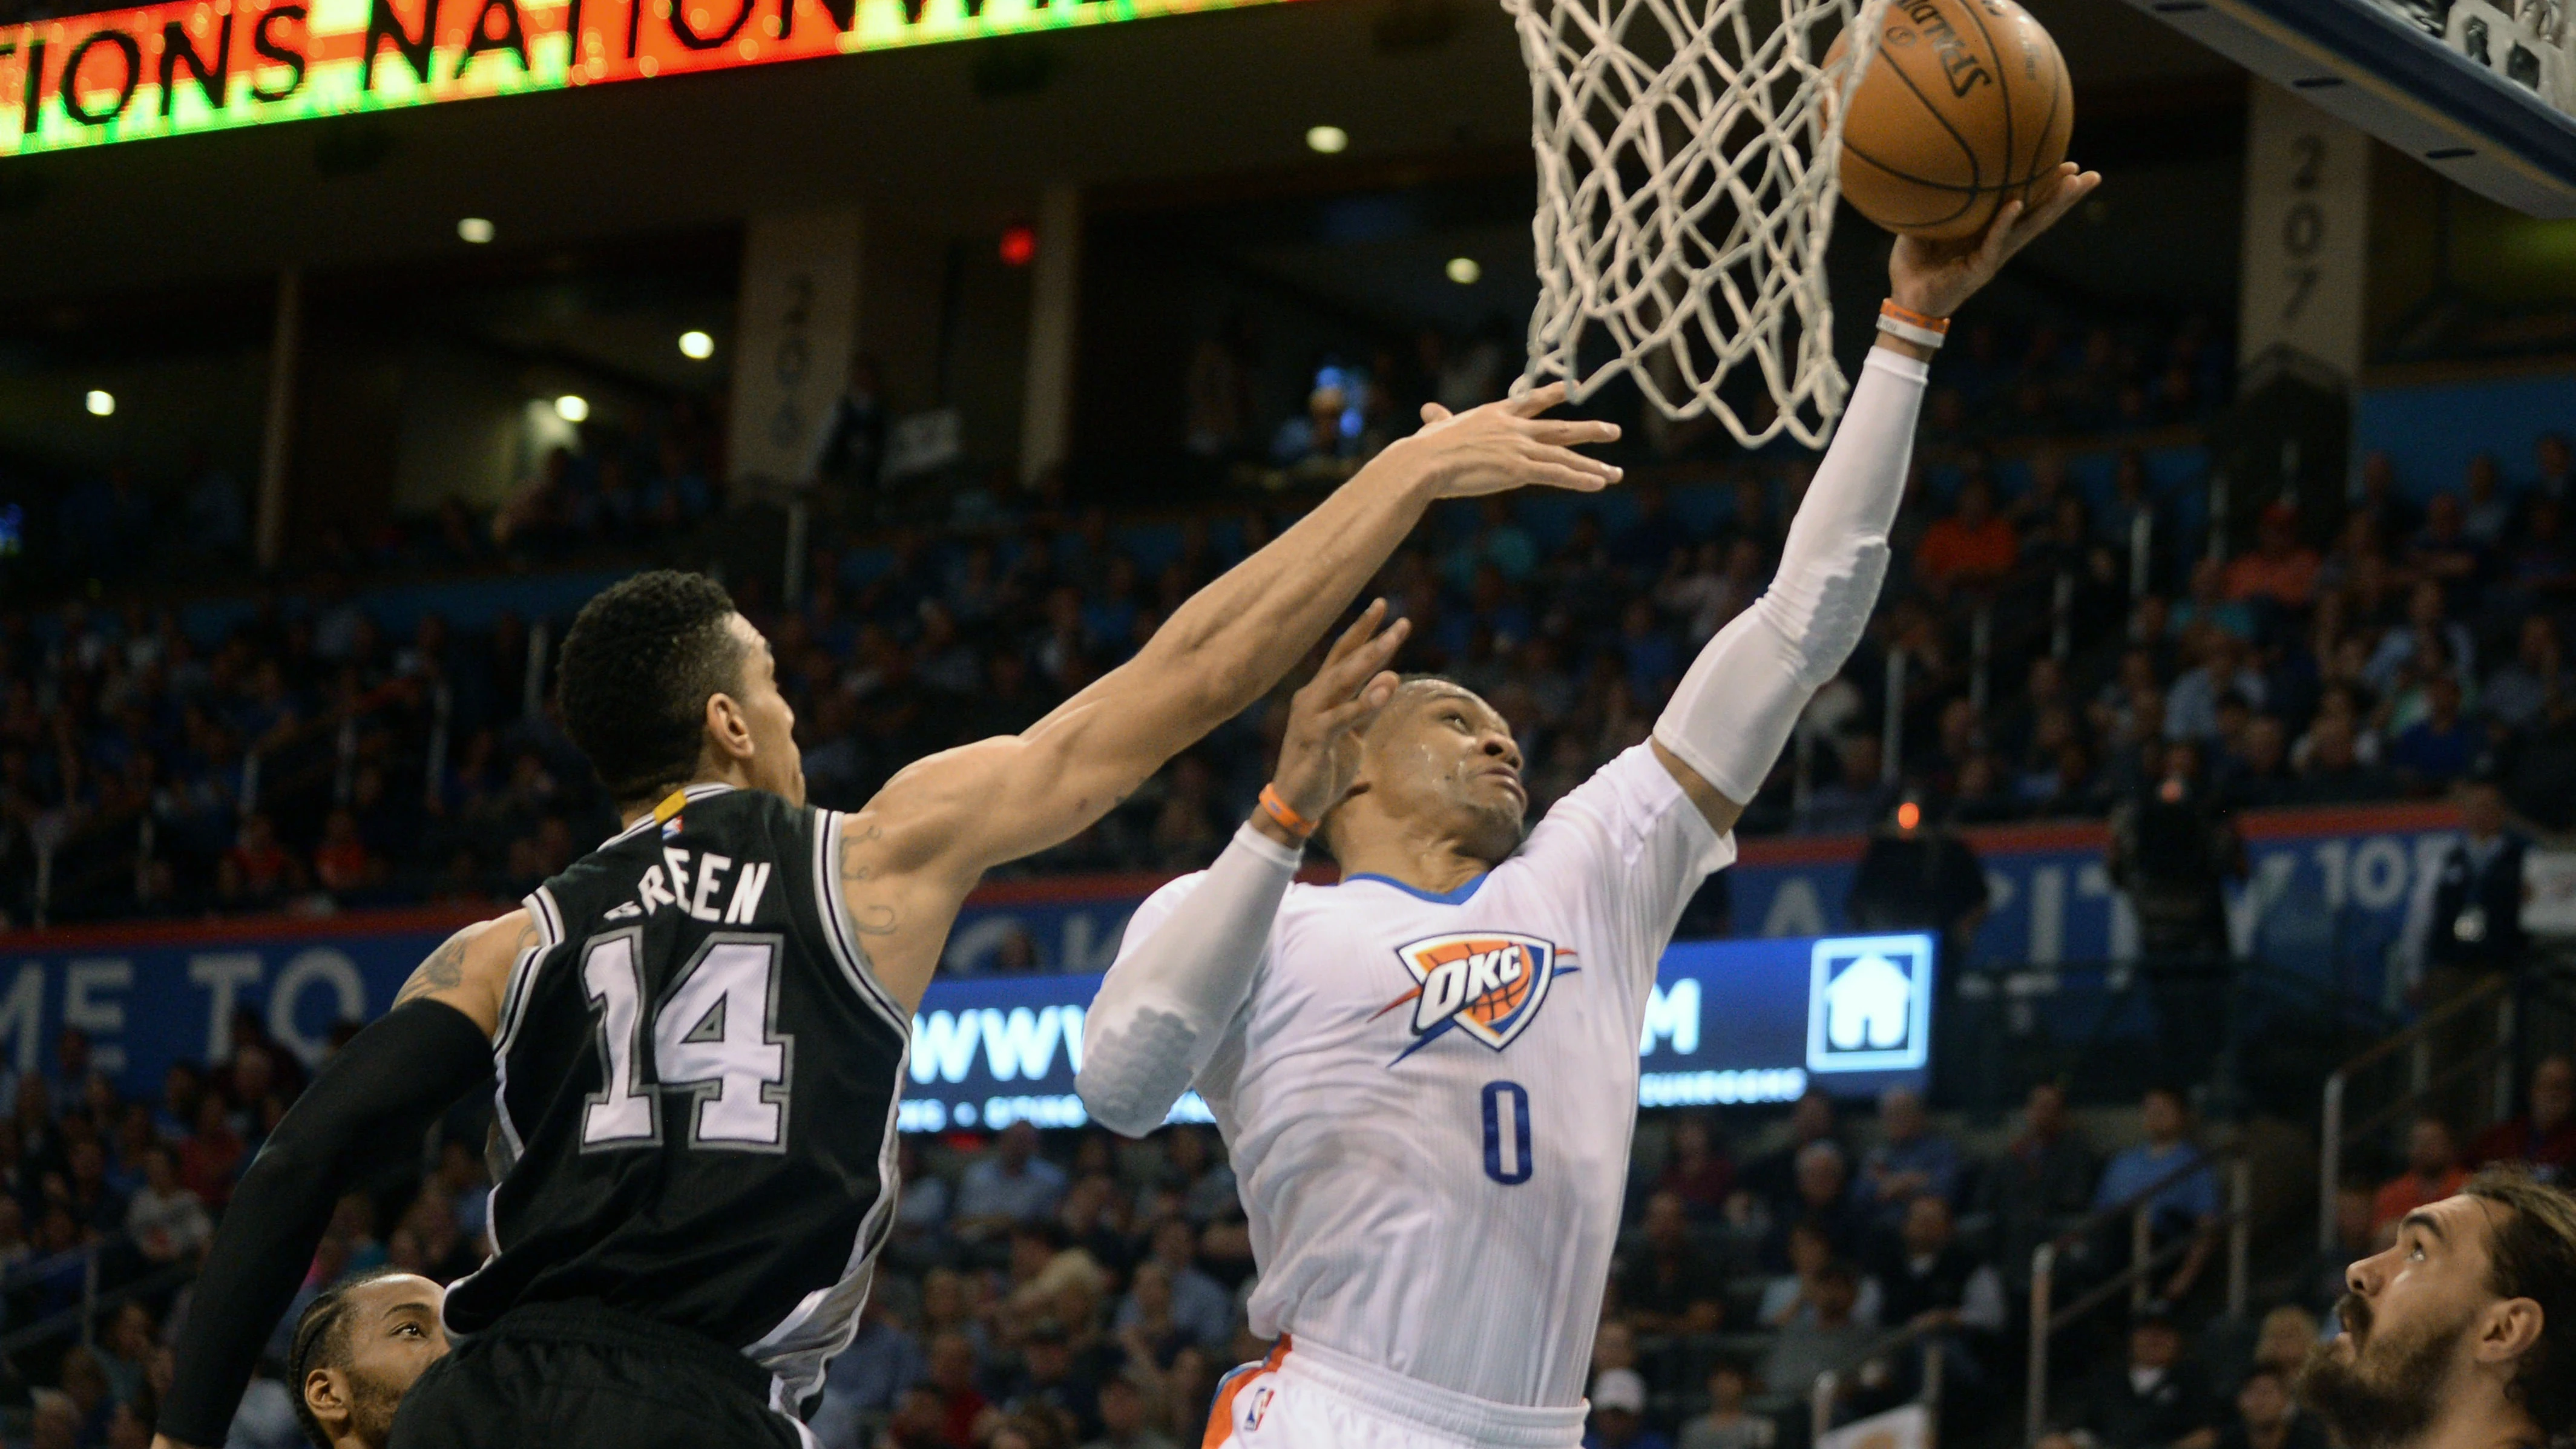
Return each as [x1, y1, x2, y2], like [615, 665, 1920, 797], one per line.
[1201, 1336, 1588, 1449]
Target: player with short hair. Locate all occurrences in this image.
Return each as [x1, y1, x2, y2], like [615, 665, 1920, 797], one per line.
[151, 389, 1622, 1449]
[1075, 168, 2097, 1449]
[2299, 1169, 2576, 1449]
[288, 1270, 452, 1449]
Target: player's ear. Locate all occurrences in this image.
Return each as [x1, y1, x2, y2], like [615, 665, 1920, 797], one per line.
[304, 1367, 350, 1430]
[703, 691, 755, 763]
[2474, 1295, 2544, 1365]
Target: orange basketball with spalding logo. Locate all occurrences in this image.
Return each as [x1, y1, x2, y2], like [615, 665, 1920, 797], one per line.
[1824, 0, 2072, 242]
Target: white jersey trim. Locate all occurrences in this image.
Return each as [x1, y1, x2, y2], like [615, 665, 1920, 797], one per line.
[1280, 1336, 1588, 1447]
[808, 810, 911, 1034]
[488, 888, 564, 1188]
[740, 1042, 908, 1402]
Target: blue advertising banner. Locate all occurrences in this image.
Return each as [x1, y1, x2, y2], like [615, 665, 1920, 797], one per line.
[0, 913, 463, 1091]
[0, 801, 2459, 1121]
[0, 910, 1928, 1137]
[896, 930, 1937, 1135]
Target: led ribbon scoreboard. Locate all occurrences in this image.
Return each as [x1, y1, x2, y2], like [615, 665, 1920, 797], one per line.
[898, 931, 1937, 1134]
[0, 0, 1302, 156]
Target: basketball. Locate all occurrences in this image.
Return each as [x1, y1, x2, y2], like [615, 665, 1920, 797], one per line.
[1824, 0, 2073, 242]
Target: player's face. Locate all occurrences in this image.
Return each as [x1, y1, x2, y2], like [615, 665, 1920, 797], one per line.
[1357, 686, 1525, 863]
[727, 614, 805, 807]
[2299, 1195, 2497, 1449]
[305, 1275, 448, 1447]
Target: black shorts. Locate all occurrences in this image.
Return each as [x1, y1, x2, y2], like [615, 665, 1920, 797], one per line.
[390, 1301, 809, 1449]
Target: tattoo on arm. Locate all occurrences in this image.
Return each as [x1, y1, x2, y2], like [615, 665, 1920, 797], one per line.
[394, 929, 473, 1006]
[836, 823, 899, 937]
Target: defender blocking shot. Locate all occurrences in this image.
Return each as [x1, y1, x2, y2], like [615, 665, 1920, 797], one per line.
[153, 387, 1623, 1449]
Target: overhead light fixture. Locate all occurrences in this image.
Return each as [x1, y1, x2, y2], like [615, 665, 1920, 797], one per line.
[84, 390, 114, 416]
[1305, 124, 1349, 154]
[1446, 257, 1483, 285]
[458, 217, 496, 244]
[678, 330, 715, 360]
[554, 395, 590, 422]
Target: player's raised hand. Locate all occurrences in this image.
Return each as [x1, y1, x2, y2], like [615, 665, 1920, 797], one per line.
[1385, 382, 1622, 499]
[1889, 161, 2103, 320]
[1267, 599, 1410, 834]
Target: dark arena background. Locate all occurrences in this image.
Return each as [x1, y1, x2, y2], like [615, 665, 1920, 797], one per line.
[4, 0, 2576, 1443]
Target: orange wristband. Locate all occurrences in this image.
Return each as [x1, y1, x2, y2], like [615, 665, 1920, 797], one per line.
[1879, 299, 1952, 333]
[1258, 784, 1318, 840]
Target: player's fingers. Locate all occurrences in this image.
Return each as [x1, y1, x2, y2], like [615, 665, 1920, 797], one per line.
[1520, 417, 1622, 446]
[1316, 695, 1381, 734]
[1322, 599, 1389, 666]
[1329, 615, 1410, 688]
[1420, 402, 1453, 425]
[1321, 671, 1403, 732]
[1502, 381, 1570, 418]
[2037, 169, 2102, 227]
[1975, 199, 2026, 269]
[2012, 166, 2095, 245]
[1525, 462, 1618, 493]
[1522, 443, 1623, 480]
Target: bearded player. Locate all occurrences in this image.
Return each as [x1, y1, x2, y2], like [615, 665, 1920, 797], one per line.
[151, 387, 1620, 1449]
[2298, 1171, 2576, 1449]
[1075, 165, 2098, 1449]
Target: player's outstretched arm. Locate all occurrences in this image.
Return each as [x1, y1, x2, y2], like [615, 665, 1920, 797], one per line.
[1651, 163, 2101, 831]
[1077, 605, 1406, 1135]
[839, 389, 1618, 1009]
[151, 915, 522, 1449]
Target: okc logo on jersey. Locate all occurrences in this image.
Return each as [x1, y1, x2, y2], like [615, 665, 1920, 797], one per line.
[1373, 933, 1577, 1063]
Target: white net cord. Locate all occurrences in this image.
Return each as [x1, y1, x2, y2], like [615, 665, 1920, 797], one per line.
[1508, 0, 1894, 446]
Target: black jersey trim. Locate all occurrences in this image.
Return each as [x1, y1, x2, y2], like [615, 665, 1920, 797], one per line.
[741, 1042, 908, 1403]
[809, 812, 910, 1035]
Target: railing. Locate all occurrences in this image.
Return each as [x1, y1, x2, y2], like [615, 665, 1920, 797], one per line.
[2318, 974, 2516, 1254]
[2025, 1140, 2255, 1444]
[1881, 648, 1906, 786]
[1948, 956, 2394, 1123]
[1812, 1316, 1949, 1448]
[29, 666, 475, 925]
[0, 1232, 194, 1356]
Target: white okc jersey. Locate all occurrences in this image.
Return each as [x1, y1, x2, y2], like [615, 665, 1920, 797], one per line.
[1110, 745, 1733, 1409]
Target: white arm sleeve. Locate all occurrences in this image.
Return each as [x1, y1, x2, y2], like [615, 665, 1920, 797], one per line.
[1075, 823, 1301, 1137]
[1654, 348, 1928, 801]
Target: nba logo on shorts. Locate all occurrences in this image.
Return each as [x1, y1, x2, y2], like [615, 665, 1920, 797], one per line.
[1243, 1382, 1276, 1431]
[1805, 935, 1934, 1073]
[1376, 933, 1576, 1063]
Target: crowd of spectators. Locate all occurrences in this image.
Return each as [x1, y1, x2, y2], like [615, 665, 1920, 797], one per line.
[7, 304, 2576, 947]
[29, 1048, 2563, 1449]
[0, 959, 2554, 1449]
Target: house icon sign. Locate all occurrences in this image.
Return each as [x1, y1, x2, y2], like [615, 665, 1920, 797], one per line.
[1806, 935, 1935, 1073]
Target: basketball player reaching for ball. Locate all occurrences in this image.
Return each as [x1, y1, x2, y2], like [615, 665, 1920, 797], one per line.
[150, 390, 1622, 1449]
[1075, 166, 2098, 1449]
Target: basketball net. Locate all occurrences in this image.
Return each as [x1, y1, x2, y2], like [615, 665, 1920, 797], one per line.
[1509, 0, 1894, 445]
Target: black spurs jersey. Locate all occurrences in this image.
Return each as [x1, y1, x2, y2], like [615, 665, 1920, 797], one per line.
[442, 783, 910, 1408]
